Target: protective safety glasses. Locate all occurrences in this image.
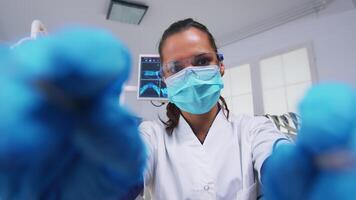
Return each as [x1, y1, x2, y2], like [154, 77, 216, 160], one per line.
[160, 52, 223, 78]
[164, 65, 220, 86]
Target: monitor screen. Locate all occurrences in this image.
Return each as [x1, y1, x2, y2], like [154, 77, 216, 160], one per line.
[137, 54, 168, 100]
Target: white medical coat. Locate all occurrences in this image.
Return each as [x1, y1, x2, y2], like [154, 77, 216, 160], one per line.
[139, 110, 286, 200]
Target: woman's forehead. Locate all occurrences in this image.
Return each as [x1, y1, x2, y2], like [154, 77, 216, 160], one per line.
[161, 28, 214, 62]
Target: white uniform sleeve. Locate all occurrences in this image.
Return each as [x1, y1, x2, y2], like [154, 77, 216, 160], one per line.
[139, 121, 157, 187]
[248, 116, 290, 181]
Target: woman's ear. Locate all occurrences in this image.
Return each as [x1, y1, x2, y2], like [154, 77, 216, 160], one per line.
[219, 62, 225, 77]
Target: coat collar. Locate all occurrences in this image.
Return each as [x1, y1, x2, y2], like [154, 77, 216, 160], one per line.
[173, 108, 228, 147]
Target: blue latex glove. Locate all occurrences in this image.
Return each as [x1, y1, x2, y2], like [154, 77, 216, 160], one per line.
[0, 27, 146, 200]
[262, 144, 316, 200]
[263, 83, 356, 200]
[297, 84, 356, 155]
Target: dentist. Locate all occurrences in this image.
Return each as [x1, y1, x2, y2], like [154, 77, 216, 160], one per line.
[139, 18, 288, 200]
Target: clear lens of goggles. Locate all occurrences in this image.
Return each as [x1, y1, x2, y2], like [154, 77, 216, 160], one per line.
[164, 65, 220, 86]
[160, 53, 223, 78]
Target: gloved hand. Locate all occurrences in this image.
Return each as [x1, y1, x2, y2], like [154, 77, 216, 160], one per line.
[263, 83, 356, 200]
[0, 27, 146, 200]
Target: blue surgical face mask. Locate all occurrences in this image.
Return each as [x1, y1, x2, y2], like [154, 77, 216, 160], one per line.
[164, 65, 224, 114]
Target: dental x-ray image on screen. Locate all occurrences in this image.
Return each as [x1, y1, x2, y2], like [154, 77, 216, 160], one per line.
[137, 54, 167, 100]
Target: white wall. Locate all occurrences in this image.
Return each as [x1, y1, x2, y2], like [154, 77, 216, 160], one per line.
[220, 1, 356, 87]
[124, 0, 356, 120]
[122, 89, 167, 121]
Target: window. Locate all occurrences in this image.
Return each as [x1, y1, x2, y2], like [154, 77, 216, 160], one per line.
[259, 48, 312, 115]
[221, 46, 315, 117]
[221, 64, 254, 115]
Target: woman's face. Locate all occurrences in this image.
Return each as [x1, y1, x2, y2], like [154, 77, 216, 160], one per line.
[161, 27, 224, 79]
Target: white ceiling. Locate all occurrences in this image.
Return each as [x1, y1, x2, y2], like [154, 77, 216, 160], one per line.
[0, 0, 324, 83]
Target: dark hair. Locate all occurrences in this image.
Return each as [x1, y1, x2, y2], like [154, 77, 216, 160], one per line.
[158, 18, 218, 59]
[158, 18, 229, 133]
